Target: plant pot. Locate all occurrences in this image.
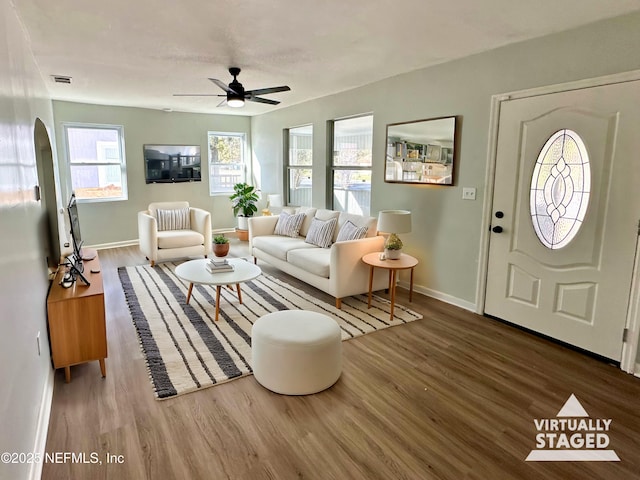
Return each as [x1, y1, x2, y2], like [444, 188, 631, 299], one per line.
[384, 248, 402, 260]
[213, 243, 230, 257]
[237, 216, 250, 230]
[236, 228, 249, 242]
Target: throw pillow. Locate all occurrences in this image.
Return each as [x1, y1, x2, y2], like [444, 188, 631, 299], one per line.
[305, 217, 338, 248]
[274, 212, 306, 237]
[336, 220, 368, 242]
[156, 207, 191, 231]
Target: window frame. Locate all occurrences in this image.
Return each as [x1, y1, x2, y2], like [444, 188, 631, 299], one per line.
[208, 131, 247, 196]
[63, 122, 128, 203]
[328, 114, 374, 215]
[284, 124, 313, 206]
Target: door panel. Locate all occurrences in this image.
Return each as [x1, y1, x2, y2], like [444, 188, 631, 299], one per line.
[485, 81, 640, 361]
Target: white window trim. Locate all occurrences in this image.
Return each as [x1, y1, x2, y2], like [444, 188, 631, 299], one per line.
[330, 114, 373, 212]
[285, 124, 313, 205]
[208, 131, 247, 196]
[63, 122, 128, 203]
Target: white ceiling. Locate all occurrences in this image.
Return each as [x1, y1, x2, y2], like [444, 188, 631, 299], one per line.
[13, 0, 640, 116]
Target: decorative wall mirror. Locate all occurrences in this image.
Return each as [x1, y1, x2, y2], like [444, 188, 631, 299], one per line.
[384, 116, 457, 185]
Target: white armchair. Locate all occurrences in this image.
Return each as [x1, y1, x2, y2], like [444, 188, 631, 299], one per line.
[138, 201, 211, 266]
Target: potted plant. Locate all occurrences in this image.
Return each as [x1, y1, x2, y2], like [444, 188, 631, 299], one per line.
[384, 233, 403, 260]
[213, 234, 230, 257]
[230, 182, 259, 231]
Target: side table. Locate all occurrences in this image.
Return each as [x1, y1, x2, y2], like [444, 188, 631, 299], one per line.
[362, 252, 419, 320]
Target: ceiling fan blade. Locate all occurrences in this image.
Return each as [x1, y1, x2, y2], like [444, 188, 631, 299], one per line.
[209, 78, 238, 94]
[246, 86, 291, 96]
[216, 98, 228, 107]
[173, 93, 225, 97]
[247, 96, 280, 105]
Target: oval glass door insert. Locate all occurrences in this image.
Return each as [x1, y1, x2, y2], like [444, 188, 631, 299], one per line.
[530, 129, 591, 249]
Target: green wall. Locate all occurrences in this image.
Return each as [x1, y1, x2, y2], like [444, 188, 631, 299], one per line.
[251, 11, 640, 308]
[0, 0, 58, 478]
[52, 102, 252, 246]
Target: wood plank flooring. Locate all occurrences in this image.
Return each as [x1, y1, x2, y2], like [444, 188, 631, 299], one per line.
[42, 243, 640, 480]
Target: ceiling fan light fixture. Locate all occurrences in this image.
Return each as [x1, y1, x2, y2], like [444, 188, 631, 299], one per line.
[227, 97, 245, 108]
[227, 90, 245, 108]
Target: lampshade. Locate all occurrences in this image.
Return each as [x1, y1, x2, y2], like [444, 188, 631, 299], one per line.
[227, 92, 245, 108]
[267, 194, 283, 208]
[377, 210, 412, 234]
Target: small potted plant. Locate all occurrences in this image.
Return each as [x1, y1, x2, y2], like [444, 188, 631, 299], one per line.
[384, 234, 403, 260]
[213, 234, 230, 257]
[230, 182, 259, 231]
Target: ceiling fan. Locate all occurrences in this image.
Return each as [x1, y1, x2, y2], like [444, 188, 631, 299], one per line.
[173, 67, 291, 108]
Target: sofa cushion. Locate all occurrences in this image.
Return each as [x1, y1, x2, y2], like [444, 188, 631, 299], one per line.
[253, 235, 316, 261]
[274, 212, 306, 237]
[157, 229, 204, 249]
[305, 217, 338, 248]
[287, 247, 331, 278]
[157, 207, 191, 231]
[336, 220, 369, 242]
[335, 212, 377, 241]
[295, 207, 318, 236]
[314, 209, 341, 222]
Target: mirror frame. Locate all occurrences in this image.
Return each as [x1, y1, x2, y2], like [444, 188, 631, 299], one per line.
[384, 115, 458, 186]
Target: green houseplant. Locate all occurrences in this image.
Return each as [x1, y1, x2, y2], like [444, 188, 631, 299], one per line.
[213, 234, 230, 257]
[384, 233, 403, 260]
[230, 182, 259, 230]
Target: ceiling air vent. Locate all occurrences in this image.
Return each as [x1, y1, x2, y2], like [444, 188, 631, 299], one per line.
[51, 75, 72, 84]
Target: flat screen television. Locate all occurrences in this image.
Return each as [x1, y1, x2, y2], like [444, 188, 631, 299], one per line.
[67, 193, 83, 260]
[66, 193, 92, 285]
[143, 144, 201, 183]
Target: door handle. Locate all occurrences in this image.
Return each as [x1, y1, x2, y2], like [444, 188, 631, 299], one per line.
[492, 226, 503, 233]
[495, 211, 504, 218]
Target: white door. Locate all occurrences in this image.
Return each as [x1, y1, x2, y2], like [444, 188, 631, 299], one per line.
[485, 81, 640, 361]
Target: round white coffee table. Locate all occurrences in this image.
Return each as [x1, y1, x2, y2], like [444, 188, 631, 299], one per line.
[175, 258, 261, 321]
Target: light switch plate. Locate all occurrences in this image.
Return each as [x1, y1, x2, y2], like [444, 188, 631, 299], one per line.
[462, 187, 476, 200]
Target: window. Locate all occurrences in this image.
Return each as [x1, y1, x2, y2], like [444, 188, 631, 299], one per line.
[530, 129, 591, 249]
[208, 132, 246, 195]
[64, 124, 127, 201]
[331, 115, 373, 216]
[286, 125, 313, 206]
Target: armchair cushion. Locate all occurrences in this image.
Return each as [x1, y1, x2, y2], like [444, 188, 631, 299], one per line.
[156, 207, 191, 231]
[157, 230, 205, 249]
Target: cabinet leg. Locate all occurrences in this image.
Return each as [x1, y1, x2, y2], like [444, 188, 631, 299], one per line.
[64, 366, 71, 383]
[99, 358, 106, 377]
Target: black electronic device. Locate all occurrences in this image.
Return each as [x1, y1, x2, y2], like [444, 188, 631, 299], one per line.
[143, 144, 202, 184]
[66, 193, 91, 286]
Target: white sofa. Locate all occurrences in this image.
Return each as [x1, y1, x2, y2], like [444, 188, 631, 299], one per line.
[248, 207, 388, 308]
[138, 201, 211, 266]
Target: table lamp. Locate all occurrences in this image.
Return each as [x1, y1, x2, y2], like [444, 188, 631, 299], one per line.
[377, 210, 412, 259]
[262, 194, 284, 216]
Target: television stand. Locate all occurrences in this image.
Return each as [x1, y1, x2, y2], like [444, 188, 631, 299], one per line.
[47, 253, 107, 383]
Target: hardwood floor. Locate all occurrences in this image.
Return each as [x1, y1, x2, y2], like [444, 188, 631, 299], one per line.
[42, 244, 640, 480]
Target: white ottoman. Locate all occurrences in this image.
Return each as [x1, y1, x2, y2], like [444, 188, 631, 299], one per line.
[252, 310, 342, 395]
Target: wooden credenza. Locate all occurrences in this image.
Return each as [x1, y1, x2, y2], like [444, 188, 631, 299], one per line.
[47, 253, 107, 382]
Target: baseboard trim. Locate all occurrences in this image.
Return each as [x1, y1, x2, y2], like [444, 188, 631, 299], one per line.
[634, 363, 640, 378]
[87, 239, 138, 250]
[28, 367, 54, 480]
[397, 281, 476, 312]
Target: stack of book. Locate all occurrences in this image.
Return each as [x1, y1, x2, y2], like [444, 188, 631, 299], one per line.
[206, 258, 235, 274]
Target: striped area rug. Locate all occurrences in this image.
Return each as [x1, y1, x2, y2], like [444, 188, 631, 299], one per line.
[118, 262, 422, 399]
